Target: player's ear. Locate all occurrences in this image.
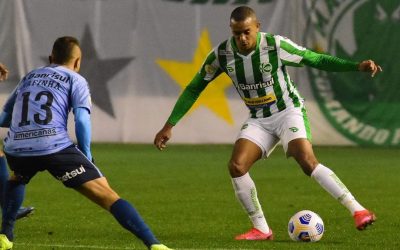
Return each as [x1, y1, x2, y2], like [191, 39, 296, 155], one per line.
[73, 57, 81, 72]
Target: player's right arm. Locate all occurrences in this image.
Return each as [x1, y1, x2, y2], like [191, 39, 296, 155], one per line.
[71, 76, 93, 160]
[74, 107, 92, 161]
[154, 73, 209, 150]
[154, 50, 223, 150]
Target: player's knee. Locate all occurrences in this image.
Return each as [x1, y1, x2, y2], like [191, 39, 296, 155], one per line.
[79, 179, 120, 210]
[96, 189, 120, 210]
[294, 153, 318, 176]
[9, 173, 28, 184]
[228, 160, 248, 177]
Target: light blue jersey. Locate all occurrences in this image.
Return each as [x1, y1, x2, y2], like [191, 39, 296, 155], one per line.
[3, 65, 91, 156]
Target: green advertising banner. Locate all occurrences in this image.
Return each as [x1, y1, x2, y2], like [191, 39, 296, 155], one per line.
[304, 0, 400, 146]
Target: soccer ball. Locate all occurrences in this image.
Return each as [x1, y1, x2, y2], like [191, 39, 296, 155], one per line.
[288, 210, 324, 242]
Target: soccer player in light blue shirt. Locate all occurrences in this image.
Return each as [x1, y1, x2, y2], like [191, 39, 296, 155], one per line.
[2, 62, 92, 157]
[0, 37, 172, 250]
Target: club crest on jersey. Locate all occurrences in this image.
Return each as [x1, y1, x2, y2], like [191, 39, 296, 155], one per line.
[305, 0, 399, 146]
[259, 63, 272, 73]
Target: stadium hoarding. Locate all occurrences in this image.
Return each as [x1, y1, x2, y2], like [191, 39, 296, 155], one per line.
[0, 0, 396, 145]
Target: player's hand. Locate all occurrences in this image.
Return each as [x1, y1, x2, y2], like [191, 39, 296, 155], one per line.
[0, 63, 9, 81]
[154, 123, 173, 151]
[358, 60, 382, 77]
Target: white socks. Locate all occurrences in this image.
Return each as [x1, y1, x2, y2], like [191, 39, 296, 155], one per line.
[311, 164, 365, 215]
[232, 173, 270, 233]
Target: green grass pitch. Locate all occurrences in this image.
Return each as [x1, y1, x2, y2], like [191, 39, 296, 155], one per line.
[13, 144, 400, 249]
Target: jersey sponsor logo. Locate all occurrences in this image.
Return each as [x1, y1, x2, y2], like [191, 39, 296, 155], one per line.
[238, 79, 274, 91]
[219, 49, 233, 56]
[205, 64, 216, 74]
[243, 93, 276, 108]
[25, 72, 72, 84]
[56, 165, 86, 182]
[305, 0, 399, 146]
[262, 46, 275, 51]
[289, 127, 299, 133]
[14, 128, 57, 140]
[241, 123, 248, 130]
[259, 62, 272, 73]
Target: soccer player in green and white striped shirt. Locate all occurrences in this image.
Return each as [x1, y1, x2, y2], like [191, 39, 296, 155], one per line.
[154, 6, 382, 240]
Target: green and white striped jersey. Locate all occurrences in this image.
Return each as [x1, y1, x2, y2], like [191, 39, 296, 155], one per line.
[167, 32, 358, 125]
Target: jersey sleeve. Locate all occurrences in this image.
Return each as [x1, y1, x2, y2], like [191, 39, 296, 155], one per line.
[166, 49, 223, 126]
[74, 107, 92, 160]
[70, 75, 92, 112]
[277, 35, 359, 71]
[2, 83, 20, 114]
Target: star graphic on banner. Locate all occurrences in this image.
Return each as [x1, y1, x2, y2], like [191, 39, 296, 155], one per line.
[156, 29, 234, 125]
[79, 27, 134, 117]
[42, 26, 134, 117]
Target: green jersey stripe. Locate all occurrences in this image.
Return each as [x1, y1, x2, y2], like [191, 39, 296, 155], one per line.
[302, 108, 312, 141]
[251, 39, 269, 118]
[217, 41, 228, 74]
[266, 34, 286, 112]
[282, 65, 302, 108]
[257, 34, 272, 118]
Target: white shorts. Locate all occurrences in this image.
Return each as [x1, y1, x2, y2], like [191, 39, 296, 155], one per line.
[237, 107, 311, 157]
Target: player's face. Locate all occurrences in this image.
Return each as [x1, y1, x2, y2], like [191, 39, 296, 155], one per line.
[230, 16, 260, 55]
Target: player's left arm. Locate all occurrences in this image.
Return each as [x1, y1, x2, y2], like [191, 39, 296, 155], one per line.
[300, 50, 382, 77]
[357, 59, 382, 77]
[278, 36, 382, 77]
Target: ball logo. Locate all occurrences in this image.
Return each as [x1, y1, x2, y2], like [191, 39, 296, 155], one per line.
[305, 0, 400, 146]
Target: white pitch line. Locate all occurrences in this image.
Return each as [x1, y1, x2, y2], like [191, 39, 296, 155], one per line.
[16, 243, 260, 250]
[16, 242, 135, 249]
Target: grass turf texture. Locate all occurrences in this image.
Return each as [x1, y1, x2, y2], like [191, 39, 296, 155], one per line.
[13, 144, 400, 250]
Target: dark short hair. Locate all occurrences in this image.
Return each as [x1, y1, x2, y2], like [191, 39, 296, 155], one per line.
[51, 36, 80, 64]
[230, 6, 256, 22]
